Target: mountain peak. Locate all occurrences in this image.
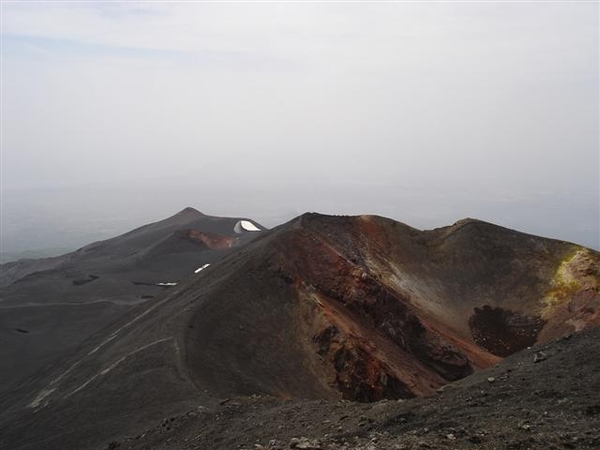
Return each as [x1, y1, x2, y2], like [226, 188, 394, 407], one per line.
[177, 206, 204, 216]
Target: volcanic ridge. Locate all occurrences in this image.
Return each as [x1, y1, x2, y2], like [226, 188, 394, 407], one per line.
[0, 212, 598, 450]
[0, 207, 265, 394]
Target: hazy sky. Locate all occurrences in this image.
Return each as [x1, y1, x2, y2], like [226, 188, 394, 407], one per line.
[1, 2, 599, 250]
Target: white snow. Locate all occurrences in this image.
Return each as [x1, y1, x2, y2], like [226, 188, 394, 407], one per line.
[156, 282, 177, 286]
[241, 220, 260, 231]
[195, 263, 211, 273]
[234, 220, 261, 233]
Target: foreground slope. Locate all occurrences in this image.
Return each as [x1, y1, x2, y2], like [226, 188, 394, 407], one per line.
[0, 207, 264, 393]
[108, 325, 600, 450]
[0, 213, 597, 450]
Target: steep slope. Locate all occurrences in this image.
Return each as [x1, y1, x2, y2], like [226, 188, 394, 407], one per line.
[0, 207, 265, 393]
[0, 213, 597, 450]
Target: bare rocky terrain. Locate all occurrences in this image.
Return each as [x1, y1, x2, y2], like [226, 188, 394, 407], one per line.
[0, 211, 598, 450]
[108, 326, 600, 450]
[0, 207, 264, 393]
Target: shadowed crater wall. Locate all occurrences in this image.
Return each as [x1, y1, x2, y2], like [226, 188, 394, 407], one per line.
[469, 305, 546, 357]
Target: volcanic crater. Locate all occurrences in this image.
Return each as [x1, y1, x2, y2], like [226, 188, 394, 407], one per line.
[0, 212, 598, 450]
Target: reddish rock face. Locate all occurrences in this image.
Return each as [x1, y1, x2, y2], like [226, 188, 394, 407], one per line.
[265, 217, 487, 399]
[183, 213, 600, 402]
[179, 229, 237, 250]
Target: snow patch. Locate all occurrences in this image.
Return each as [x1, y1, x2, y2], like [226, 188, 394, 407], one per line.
[195, 263, 211, 273]
[234, 220, 261, 233]
[156, 282, 177, 286]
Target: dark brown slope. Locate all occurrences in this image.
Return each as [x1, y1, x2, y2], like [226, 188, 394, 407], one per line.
[0, 207, 265, 394]
[0, 213, 597, 450]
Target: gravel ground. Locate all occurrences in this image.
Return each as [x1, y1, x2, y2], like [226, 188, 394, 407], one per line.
[111, 327, 600, 450]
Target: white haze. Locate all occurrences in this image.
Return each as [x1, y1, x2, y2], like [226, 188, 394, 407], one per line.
[1, 2, 598, 258]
